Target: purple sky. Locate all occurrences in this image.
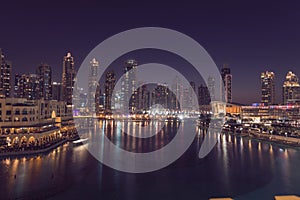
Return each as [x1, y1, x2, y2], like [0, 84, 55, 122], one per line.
[1, 0, 300, 104]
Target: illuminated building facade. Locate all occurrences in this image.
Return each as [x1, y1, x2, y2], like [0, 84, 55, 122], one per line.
[282, 71, 300, 104]
[14, 74, 39, 100]
[88, 58, 99, 114]
[0, 98, 69, 148]
[62, 52, 75, 105]
[221, 64, 232, 103]
[36, 63, 52, 100]
[105, 70, 116, 112]
[121, 59, 138, 113]
[261, 71, 275, 105]
[0, 49, 12, 98]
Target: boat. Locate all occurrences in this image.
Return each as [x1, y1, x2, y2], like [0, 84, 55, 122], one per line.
[72, 138, 89, 146]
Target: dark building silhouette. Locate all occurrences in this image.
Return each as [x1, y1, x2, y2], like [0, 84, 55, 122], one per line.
[62, 52, 75, 105]
[36, 63, 52, 100]
[0, 49, 12, 97]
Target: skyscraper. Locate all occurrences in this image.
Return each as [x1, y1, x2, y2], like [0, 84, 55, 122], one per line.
[171, 76, 183, 110]
[14, 74, 23, 98]
[282, 71, 300, 104]
[62, 52, 75, 105]
[36, 63, 52, 100]
[14, 74, 39, 100]
[207, 76, 215, 102]
[0, 49, 12, 98]
[261, 71, 275, 105]
[52, 82, 62, 101]
[88, 58, 99, 113]
[121, 59, 138, 113]
[105, 70, 116, 112]
[221, 64, 232, 103]
[136, 84, 150, 112]
[198, 84, 210, 105]
[151, 84, 169, 108]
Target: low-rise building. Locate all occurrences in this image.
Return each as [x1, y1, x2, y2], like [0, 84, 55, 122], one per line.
[0, 98, 73, 148]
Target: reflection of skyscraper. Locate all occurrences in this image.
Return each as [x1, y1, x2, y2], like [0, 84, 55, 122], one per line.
[62, 52, 75, 105]
[105, 70, 116, 112]
[95, 86, 102, 114]
[0, 49, 12, 97]
[88, 58, 99, 113]
[37, 63, 52, 100]
[121, 59, 138, 113]
[221, 64, 232, 103]
[283, 71, 300, 104]
[261, 71, 275, 105]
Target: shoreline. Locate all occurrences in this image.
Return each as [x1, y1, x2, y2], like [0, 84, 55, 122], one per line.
[227, 130, 300, 149]
[2, 130, 300, 158]
[0, 139, 68, 158]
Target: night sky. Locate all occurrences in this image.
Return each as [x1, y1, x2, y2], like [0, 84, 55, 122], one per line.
[1, 0, 300, 104]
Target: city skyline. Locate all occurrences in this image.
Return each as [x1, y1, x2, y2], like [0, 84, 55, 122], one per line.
[3, 2, 300, 199]
[4, 47, 300, 107]
[2, 1, 300, 104]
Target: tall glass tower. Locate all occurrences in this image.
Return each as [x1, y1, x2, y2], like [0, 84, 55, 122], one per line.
[62, 52, 75, 105]
[261, 71, 275, 105]
[88, 58, 99, 114]
[0, 49, 12, 98]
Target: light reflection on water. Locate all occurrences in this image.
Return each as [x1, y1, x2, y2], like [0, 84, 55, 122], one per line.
[0, 120, 300, 199]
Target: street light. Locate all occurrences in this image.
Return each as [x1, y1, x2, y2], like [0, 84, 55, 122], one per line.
[285, 132, 288, 142]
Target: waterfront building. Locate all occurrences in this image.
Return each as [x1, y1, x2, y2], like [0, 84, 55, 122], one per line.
[241, 104, 300, 123]
[226, 103, 243, 115]
[0, 98, 70, 148]
[282, 71, 300, 104]
[261, 71, 275, 105]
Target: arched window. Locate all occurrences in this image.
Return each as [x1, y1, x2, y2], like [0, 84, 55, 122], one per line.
[22, 108, 28, 115]
[22, 117, 28, 122]
[15, 108, 20, 115]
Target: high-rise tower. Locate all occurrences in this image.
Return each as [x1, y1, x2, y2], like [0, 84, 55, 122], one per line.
[221, 64, 232, 103]
[88, 58, 99, 113]
[121, 59, 138, 113]
[105, 70, 116, 112]
[37, 63, 52, 100]
[282, 71, 300, 104]
[0, 49, 12, 98]
[62, 52, 75, 105]
[261, 71, 275, 105]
